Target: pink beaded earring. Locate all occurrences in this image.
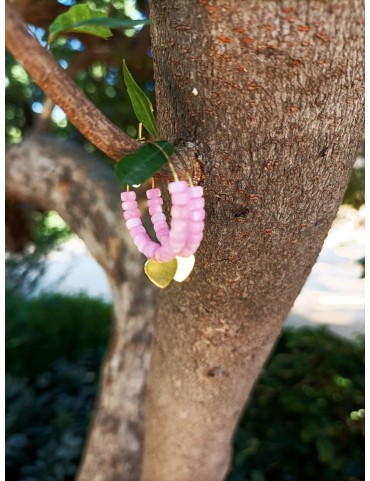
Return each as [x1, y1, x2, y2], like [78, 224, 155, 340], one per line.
[120, 152, 205, 288]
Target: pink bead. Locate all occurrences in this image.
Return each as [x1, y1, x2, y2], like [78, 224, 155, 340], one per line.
[130, 225, 146, 237]
[189, 221, 204, 233]
[137, 239, 152, 252]
[167, 235, 186, 249]
[190, 210, 206, 222]
[169, 241, 185, 253]
[146, 188, 161, 199]
[189, 186, 203, 198]
[155, 245, 176, 262]
[121, 191, 136, 201]
[169, 230, 185, 241]
[180, 248, 194, 257]
[122, 201, 138, 210]
[151, 212, 166, 223]
[157, 236, 169, 245]
[126, 217, 142, 230]
[123, 209, 141, 220]
[171, 219, 187, 232]
[157, 253, 175, 262]
[154, 221, 168, 233]
[149, 205, 164, 216]
[188, 232, 203, 243]
[143, 242, 159, 258]
[171, 192, 189, 206]
[138, 243, 150, 254]
[148, 197, 163, 206]
[190, 198, 205, 210]
[171, 205, 188, 219]
[137, 233, 151, 246]
[159, 243, 175, 255]
[186, 245, 200, 255]
[156, 228, 169, 240]
[133, 233, 148, 245]
[168, 181, 188, 194]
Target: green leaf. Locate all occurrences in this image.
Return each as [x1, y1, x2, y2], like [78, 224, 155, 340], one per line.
[115, 141, 174, 187]
[48, 5, 113, 44]
[122, 60, 159, 139]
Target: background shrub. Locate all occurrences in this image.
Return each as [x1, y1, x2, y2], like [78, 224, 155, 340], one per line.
[229, 327, 364, 481]
[5, 292, 364, 481]
[6, 289, 111, 378]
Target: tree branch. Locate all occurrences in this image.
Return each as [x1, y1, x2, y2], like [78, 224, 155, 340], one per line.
[9, 0, 68, 30]
[5, 3, 139, 160]
[6, 134, 135, 279]
[6, 135, 156, 480]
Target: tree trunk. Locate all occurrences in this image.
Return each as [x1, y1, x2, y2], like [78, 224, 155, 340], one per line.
[141, 1, 364, 481]
[5, 135, 156, 480]
[5, 1, 364, 480]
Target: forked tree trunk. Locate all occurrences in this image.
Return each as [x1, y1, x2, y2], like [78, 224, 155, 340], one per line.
[5, 136, 155, 480]
[141, 1, 364, 480]
[5, 1, 364, 481]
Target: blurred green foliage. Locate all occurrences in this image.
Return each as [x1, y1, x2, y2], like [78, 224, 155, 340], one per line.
[6, 289, 112, 378]
[5, 291, 364, 481]
[5, 0, 154, 151]
[6, 290, 112, 481]
[343, 156, 365, 210]
[228, 327, 364, 481]
[31, 211, 72, 248]
[5, 48, 152, 149]
[6, 353, 104, 481]
[6, 211, 72, 294]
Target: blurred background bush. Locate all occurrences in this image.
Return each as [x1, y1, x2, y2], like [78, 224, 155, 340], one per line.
[6, 291, 364, 481]
[5, 0, 364, 480]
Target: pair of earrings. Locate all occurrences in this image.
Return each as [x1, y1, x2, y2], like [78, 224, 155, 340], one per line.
[121, 164, 205, 288]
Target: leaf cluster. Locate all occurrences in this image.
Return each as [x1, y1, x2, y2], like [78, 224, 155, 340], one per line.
[5, 0, 154, 148]
[48, 4, 152, 44]
[6, 289, 111, 378]
[229, 327, 364, 481]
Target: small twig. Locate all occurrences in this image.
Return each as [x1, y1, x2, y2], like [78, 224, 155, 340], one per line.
[34, 97, 54, 133]
[5, 3, 139, 160]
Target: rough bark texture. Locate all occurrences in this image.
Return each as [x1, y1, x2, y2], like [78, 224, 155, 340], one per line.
[5, 1, 364, 481]
[5, 135, 156, 480]
[142, 2, 364, 481]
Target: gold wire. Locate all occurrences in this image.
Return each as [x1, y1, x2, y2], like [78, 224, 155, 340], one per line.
[126, 184, 130, 192]
[151, 177, 155, 189]
[138, 122, 143, 141]
[173, 149, 193, 186]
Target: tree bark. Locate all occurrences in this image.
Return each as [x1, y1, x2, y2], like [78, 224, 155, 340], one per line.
[5, 1, 364, 480]
[141, 2, 364, 481]
[5, 135, 156, 480]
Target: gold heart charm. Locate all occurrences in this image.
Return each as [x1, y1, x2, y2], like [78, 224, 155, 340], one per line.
[144, 258, 178, 288]
[174, 255, 196, 282]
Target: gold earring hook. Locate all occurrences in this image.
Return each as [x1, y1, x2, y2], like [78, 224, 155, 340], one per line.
[173, 149, 193, 186]
[138, 122, 143, 141]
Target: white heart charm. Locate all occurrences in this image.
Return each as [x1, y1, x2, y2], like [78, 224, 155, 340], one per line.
[174, 255, 196, 282]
